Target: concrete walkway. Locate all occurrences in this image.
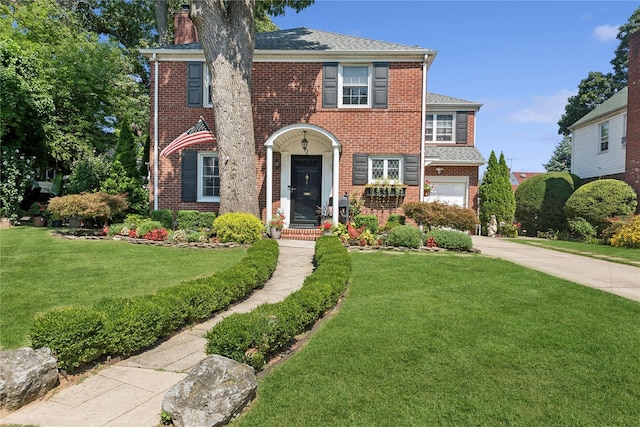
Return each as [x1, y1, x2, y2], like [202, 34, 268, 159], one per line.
[1, 240, 315, 427]
[472, 236, 640, 303]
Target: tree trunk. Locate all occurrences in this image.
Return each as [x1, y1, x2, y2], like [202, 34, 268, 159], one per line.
[190, 0, 259, 217]
[155, 0, 170, 46]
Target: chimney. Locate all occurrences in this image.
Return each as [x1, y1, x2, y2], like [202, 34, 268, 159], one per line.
[625, 29, 640, 205]
[174, 4, 199, 45]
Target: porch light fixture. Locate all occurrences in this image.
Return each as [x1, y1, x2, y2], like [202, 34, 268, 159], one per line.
[301, 131, 308, 153]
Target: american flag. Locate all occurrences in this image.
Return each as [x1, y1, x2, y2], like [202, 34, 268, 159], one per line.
[160, 117, 215, 157]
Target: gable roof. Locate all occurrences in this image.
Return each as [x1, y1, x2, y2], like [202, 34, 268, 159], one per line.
[427, 93, 482, 110]
[424, 146, 486, 165]
[570, 86, 628, 129]
[141, 27, 436, 63]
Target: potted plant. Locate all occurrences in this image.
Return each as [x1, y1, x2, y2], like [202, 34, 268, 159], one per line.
[319, 220, 335, 236]
[424, 179, 434, 197]
[267, 213, 285, 239]
[28, 202, 47, 227]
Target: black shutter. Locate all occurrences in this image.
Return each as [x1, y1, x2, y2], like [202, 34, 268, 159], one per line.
[181, 150, 197, 202]
[373, 63, 388, 109]
[456, 111, 468, 144]
[352, 153, 369, 185]
[187, 62, 203, 108]
[323, 63, 338, 108]
[403, 154, 420, 186]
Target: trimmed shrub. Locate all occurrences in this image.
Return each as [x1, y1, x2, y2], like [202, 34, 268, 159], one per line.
[213, 212, 263, 244]
[151, 209, 173, 229]
[354, 214, 378, 234]
[515, 172, 580, 236]
[199, 212, 217, 229]
[176, 210, 200, 230]
[403, 201, 478, 232]
[425, 229, 473, 251]
[610, 216, 640, 248]
[205, 236, 350, 370]
[30, 307, 106, 370]
[564, 179, 637, 233]
[568, 217, 598, 243]
[136, 220, 164, 237]
[385, 225, 422, 249]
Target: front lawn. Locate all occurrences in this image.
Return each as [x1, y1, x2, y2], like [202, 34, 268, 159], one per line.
[0, 227, 245, 349]
[234, 251, 640, 426]
[513, 237, 640, 265]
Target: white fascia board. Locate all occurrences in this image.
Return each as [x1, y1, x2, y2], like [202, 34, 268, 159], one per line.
[424, 158, 486, 166]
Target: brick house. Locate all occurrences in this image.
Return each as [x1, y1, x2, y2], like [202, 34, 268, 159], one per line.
[569, 30, 639, 200]
[141, 10, 485, 229]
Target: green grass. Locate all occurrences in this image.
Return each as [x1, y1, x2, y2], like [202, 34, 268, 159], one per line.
[0, 227, 245, 349]
[233, 252, 640, 426]
[513, 237, 640, 265]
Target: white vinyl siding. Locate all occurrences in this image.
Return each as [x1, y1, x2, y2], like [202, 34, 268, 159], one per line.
[571, 113, 626, 179]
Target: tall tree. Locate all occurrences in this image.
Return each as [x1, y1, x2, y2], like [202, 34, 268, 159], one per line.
[188, 0, 313, 215]
[115, 117, 141, 181]
[558, 7, 639, 136]
[544, 136, 572, 172]
[479, 151, 515, 233]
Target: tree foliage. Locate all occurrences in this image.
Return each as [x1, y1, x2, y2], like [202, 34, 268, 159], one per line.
[557, 7, 639, 136]
[478, 151, 515, 233]
[544, 136, 572, 172]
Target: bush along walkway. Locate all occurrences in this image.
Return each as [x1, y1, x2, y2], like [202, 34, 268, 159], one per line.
[1, 239, 316, 427]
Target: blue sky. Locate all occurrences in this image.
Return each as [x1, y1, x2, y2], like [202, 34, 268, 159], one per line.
[272, 1, 638, 173]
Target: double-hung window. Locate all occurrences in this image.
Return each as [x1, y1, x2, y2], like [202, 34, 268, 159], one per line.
[203, 66, 213, 107]
[425, 114, 454, 142]
[599, 122, 609, 152]
[369, 156, 402, 183]
[198, 152, 220, 201]
[340, 65, 371, 107]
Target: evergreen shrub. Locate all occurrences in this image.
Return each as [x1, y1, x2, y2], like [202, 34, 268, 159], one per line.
[354, 214, 378, 234]
[515, 172, 580, 236]
[568, 217, 598, 243]
[213, 212, 263, 244]
[425, 229, 473, 251]
[610, 216, 640, 248]
[150, 209, 173, 229]
[385, 225, 422, 249]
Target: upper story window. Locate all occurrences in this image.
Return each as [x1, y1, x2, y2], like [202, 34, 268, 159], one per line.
[186, 62, 212, 108]
[198, 152, 220, 201]
[323, 63, 388, 109]
[203, 66, 212, 107]
[369, 156, 402, 184]
[426, 114, 454, 142]
[599, 122, 609, 152]
[340, 65, 371, 107]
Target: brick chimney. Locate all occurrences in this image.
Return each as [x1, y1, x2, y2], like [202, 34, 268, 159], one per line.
[625, 29, 640, 204]
[174, 4, 198, 45]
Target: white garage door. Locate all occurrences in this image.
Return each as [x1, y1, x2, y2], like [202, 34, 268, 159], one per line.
[426, 181, 466, 207]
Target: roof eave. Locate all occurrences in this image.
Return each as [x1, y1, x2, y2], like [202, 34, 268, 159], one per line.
[425, 158, 486, 166]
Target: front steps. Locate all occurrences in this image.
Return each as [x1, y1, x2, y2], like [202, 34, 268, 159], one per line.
[281, 227, 322, 241]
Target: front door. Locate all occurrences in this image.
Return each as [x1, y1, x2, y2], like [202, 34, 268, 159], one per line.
[290, 155, 322, 226]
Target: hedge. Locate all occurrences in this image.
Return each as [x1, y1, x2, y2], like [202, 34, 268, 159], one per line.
[30, 239, 279, 371]
[205, 236, 351, 370]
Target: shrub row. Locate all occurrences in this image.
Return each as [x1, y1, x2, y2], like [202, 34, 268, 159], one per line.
[425, 229, 473, 251]
[177, 210, 217, 230]
[30, 239, 279, 371]
[403, 201, 478, 232]
[204, 236, 351, 370]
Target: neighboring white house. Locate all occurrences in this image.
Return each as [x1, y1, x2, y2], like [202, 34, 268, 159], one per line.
[570, 86, 628, 180]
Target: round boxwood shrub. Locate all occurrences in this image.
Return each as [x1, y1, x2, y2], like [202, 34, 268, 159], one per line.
[564, 179, 637, 233]
[515, 172, 580, 236]
[425, 229, 473, 251]
[213, 212, 263, 244]
[385, 225, 422, 249]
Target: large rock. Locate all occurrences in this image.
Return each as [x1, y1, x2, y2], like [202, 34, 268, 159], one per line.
[0, 347, 59, 411]
[163, 355, 257, 427]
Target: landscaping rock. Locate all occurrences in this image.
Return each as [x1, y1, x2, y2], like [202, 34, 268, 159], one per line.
[0, 347, 59, 411]
[162, 355, 257, 427]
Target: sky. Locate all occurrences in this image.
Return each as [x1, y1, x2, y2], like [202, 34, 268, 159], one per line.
[272, 0, 638, 174]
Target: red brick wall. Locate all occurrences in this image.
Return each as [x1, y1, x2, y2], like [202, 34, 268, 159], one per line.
[626, 30, 640, 204]
[150, 60, 425, 219]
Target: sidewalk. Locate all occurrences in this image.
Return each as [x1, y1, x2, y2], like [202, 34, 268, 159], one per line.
[1, 239, 316, 427]
[472, 236, 640, 303]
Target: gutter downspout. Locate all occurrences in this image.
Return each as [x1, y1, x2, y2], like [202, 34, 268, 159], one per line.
[420, 54, 429, 200]
[152, 53, 159, 211]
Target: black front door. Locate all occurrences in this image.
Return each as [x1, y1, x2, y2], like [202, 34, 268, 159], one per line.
[290, 155, 322, 226]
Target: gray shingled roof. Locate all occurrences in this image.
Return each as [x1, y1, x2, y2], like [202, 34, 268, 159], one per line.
[156, 27, 434, 53]
[424, 146, 486, 165]
[570, 86, 628, 129]
[427, 93, 480, 107]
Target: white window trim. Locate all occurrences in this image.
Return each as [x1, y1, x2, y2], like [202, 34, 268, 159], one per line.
[599, 121, 609, 153]
[197, 151, 220, 202]
[203, 66, 212, 108]
[338, 64, 372, 108]
[425, 113, 455, 143]
[368, 155, 403, 184]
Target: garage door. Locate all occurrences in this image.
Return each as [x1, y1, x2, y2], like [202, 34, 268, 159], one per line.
[426, 181, 466, 207]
